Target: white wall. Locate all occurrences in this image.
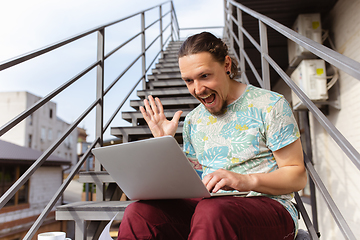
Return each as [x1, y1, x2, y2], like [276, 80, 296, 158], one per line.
[0, 167, 63, 224]
[0, 91, 78, 168]
[309, 0, 360, 239]
[0, 92, 27, 146]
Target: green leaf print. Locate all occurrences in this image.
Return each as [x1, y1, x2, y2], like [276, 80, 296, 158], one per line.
[236, 107, 264, 129]
[231, 129, 257, 154]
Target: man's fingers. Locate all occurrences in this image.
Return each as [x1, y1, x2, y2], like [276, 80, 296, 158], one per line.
[140, 106, 151, 123]
[148, 95, 159, 114]
[144, 99, 154, 116]
[212, 179, 228, 193]
[155, 97, 164, 114]
[171, 110, 183, 124]
[203, 174, 219, 193]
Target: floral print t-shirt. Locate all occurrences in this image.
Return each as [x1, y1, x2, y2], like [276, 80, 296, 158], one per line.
[183, 84, 300, 233]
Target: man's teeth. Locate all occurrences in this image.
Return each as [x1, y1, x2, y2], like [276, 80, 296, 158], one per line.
[200, 93, 215, 105]
[201, 94, 212, 99]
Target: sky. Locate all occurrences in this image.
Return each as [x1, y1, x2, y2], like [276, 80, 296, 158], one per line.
[0, 0, 224, 141]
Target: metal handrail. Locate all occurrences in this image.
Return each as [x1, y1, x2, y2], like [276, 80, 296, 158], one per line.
[24, 138, 100, 240]
[303, 153, 357, 240]
[224, 0, 360, 238]
[0, 1, 180, 239]
[224, 0, 360, 169]
[0, 0, 171, 72]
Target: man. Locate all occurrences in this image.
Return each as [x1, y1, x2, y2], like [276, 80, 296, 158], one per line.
[117, 32, 307, 240]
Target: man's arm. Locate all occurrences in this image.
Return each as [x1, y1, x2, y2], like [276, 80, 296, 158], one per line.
[202, 138, 307, 195]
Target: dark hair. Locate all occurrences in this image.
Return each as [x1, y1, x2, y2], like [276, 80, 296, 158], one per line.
[178, 32, 239, 79]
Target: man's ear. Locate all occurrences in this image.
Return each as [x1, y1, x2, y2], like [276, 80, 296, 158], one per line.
[224, 55, 232, 72]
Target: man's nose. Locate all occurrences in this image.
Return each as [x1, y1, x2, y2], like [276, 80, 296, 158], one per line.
[194, 81, 204, 95]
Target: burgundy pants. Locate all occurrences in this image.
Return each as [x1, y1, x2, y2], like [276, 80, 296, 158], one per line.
[117, 196, 295, 240]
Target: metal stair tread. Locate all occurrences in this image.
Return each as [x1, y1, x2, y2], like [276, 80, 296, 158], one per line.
[56, 201, 135, 221]
[79, 171, 115, 183]
[122, 108, 193, 124]
[158, 58, 178, 63]
[152, 67, 180, 74]
[130, 96, 199, 109]
[111, 124, 184, 138]
[136, 87, 190, 98]
[146, 79, 186, 88]
[155, 63, 179, 68]
[148, 72, 182, 80]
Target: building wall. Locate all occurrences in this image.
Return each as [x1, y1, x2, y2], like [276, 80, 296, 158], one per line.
[0, 167, 63, 237]
[0, 91, 78, 168]
[0, 92, 27, 146]
[308, 0, 360, 239]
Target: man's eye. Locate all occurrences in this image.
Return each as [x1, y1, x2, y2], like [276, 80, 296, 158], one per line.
[201, 74, 208, 78]
[184, 79, 193, 83]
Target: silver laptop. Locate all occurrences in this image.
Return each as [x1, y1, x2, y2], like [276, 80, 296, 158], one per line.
[92, 136, 248, 200]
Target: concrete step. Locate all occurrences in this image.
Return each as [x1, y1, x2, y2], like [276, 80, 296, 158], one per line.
[146, 79, 186, 89]
[137, 87, 190, 98]
[122, 108, 193, 125]
[130, 96, 199, 110]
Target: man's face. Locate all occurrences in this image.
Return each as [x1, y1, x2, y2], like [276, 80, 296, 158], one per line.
[179, 52, 232, 116]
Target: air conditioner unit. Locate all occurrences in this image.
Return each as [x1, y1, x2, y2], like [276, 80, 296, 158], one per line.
[288, 13, 322, 66]
[291, 59, 328, 110]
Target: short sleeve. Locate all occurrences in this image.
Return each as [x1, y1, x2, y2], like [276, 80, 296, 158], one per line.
[183, 115, 203, 177]
[182, 116, 196, 158]
[265, 97, 300, 151]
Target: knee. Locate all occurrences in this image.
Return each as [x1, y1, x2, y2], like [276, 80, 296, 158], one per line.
[123, 200, 157, 220]
[193, 198, 230, 221]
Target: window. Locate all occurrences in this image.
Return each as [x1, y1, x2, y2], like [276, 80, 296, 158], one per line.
[49, 109, 53, 119]
[68, 135, 73, 149]
[28, 114, 33, 126]
[48, 129, 53, 141]
[28, 134, 32, 148]
[41, 127, 46, 142]
[0, 164, 29, 207]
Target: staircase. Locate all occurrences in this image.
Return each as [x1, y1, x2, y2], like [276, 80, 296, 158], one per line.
[56, 40, 200, 239]
[112, 41, 194, 144]
[56, 40, 315, 240]
[2, 1, 359, 239]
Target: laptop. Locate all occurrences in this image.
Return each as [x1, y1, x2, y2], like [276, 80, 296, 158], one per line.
[91, 135, 248, 200]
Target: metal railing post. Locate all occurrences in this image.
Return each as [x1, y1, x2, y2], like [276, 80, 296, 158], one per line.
[95, 28, 105, 201]
[141, 12, 146, 89]
[228, 3, 234, 53]
[259, 20, 270, 90]
[236, 8, 249, 84]
[159, 5, 164, 51]
[223, 0, 229, 39]
[170, 3, 174, 41]
[301, 110, 319, 233]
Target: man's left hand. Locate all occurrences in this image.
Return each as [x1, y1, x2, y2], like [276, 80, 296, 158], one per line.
[202, 169, 255, 193]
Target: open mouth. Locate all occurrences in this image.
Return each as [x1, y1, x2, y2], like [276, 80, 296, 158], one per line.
[200, 93, 216, 106]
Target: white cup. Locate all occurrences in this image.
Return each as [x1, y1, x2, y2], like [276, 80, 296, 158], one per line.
[38, 232, 71, 240]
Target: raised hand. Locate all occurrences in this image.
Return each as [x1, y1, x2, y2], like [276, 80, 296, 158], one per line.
[140, 95, 183, 138]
